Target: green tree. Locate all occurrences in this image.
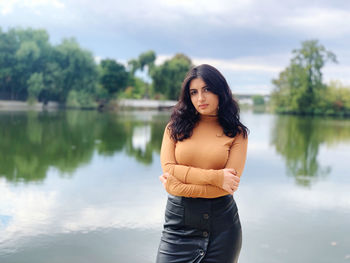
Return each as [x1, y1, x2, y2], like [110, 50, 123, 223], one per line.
[151, 53, 192, 100]
[127, 58, 140, 75]
[0, 28, 19, 99]
[40, 61, 63, 103]
[316, 80, 350, 116]
[138, 50, 156, 72]
[252, 95, 265, 106]
[0, 27, 51, 100]
[127, 50, 156, 76]
[53, 38, 98, 102]
[126, 50, 156, 98]
[27, 72, 44, 103]
[99, 59, 128, 95]
[0, 28, 98, 106]
[271, 40, 337, 114]
[122, 76, 149, 99]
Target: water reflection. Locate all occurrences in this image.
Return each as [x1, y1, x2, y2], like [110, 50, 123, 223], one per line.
[1, 110, 350, 263]
[0, 111, 168, 183]
[270, 115, 350, 186]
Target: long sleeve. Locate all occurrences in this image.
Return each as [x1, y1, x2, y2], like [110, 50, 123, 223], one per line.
[165, 174, 230, 198]
[160, 125, 224, 188]
[223, 131, 248, 178]
[163, 129, 248, 198]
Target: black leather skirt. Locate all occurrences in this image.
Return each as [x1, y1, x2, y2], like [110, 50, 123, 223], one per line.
[156, 194, 242, 263]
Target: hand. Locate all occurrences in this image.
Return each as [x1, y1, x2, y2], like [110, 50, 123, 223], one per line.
[222, 168, 240, 194]
[159, 172, 169, 189]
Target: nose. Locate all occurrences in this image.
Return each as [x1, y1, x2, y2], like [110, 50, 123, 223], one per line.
[198, 91, 205, 102]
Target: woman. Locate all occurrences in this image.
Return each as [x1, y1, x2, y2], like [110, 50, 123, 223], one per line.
[156, 64, 249, 263]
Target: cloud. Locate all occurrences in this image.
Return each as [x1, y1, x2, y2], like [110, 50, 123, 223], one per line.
[1, 0, 350, 92]
[193, 57, 282, 73]
[156, 52, 350, 94]
[0, 0, 64, 15]
[157, 53, 288, 72]
[324, 65, 350, 85]
[282, 7, 350, 38]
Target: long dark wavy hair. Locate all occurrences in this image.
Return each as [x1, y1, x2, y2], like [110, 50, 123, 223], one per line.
[168, 64, 249, 141]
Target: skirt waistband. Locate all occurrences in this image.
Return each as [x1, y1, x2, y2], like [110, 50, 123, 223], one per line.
[167, 194, 236, 217]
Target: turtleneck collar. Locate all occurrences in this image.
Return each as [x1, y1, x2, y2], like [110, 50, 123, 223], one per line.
[200, 114, 218, 122]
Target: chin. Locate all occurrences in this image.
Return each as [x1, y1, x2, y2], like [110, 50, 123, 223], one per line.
[199, 109, 213, 115]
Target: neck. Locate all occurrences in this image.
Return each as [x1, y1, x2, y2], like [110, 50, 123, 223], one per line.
[200, 114, 218, 122]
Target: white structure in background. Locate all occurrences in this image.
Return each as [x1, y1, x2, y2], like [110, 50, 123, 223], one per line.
[237, 97, 253, 105]
[132, 125, 151, 153]
[235, 94, 270, 106]
[118, 99, 176, 109]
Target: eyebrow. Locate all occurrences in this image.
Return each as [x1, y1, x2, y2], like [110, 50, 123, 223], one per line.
[189, 85, 208, 91]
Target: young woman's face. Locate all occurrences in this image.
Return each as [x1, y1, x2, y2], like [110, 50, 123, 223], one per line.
[189, 78, 219, 116]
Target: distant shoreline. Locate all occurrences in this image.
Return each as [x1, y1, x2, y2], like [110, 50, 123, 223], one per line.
[0, 100, 59, 111]
[0, 99, 177, 111]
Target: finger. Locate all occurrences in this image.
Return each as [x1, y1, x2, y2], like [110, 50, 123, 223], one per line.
[227, 168, 237, 175]
[232, 175, 240, 182]
[159, 176, 166, 183]
[226, 186, 233, 195]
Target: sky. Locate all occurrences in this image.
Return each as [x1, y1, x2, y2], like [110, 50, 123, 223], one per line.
[1, 0, 350, 94]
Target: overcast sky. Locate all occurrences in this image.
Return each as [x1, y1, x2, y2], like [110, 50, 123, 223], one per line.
[1, 0, 350, 94]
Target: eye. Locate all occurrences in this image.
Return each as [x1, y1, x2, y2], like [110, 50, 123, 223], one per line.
[203, 87, 209, 92]
[190, 90, 197, 96]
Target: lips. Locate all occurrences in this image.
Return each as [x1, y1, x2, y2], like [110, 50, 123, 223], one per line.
[199, 104, 208, 109]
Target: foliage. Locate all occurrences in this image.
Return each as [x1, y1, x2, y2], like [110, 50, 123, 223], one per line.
[126, 50, 158, 99]
[151, 53, 192, 100]
[271, 40, 337, 115]
[0, 27, 196, 103]
[315, 80, 350, 116]
[27, 72, 44, 103]
[252, 95, 265, 106]
[0, 27, 98, 107]
[127, 59, 140, 75]
[120, 77, 150, 99]
[0, 27, 51, 100]
[138, 50, 156, 72]
[54, 38, 98, 102]
[66, 90, 98, 109]
[99, 59, 128, 95]
[128, 50, 156, 76]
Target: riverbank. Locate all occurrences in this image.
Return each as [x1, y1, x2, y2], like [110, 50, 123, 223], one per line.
[0, 100, 59, 111]
[0, 99, 177, 111]
[115, 99, 176, 110]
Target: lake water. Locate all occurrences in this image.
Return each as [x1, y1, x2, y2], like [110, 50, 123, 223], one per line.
[0, 110, 349, 263]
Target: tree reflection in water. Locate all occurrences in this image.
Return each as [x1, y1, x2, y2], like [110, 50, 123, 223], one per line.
[270, 115, 350, 186]
[0, 110, 170, 183]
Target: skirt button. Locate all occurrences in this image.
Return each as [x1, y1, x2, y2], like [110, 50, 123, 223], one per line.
[203, 231, 208, 237]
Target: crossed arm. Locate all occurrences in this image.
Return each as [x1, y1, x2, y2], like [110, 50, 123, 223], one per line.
[160, 126, 248, 198]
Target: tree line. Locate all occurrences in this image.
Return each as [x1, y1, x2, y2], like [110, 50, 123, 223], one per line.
[271, 40, 350, 116]
[0, 27, 192, 108]
[1, 27, 349, 115]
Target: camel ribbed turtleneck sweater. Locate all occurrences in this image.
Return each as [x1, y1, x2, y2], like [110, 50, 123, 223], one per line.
[160, 114, 248, 198]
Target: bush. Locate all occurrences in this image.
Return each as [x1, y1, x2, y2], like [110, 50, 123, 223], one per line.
[252, 95, 265, 106]
[66, 90, 97, 109]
